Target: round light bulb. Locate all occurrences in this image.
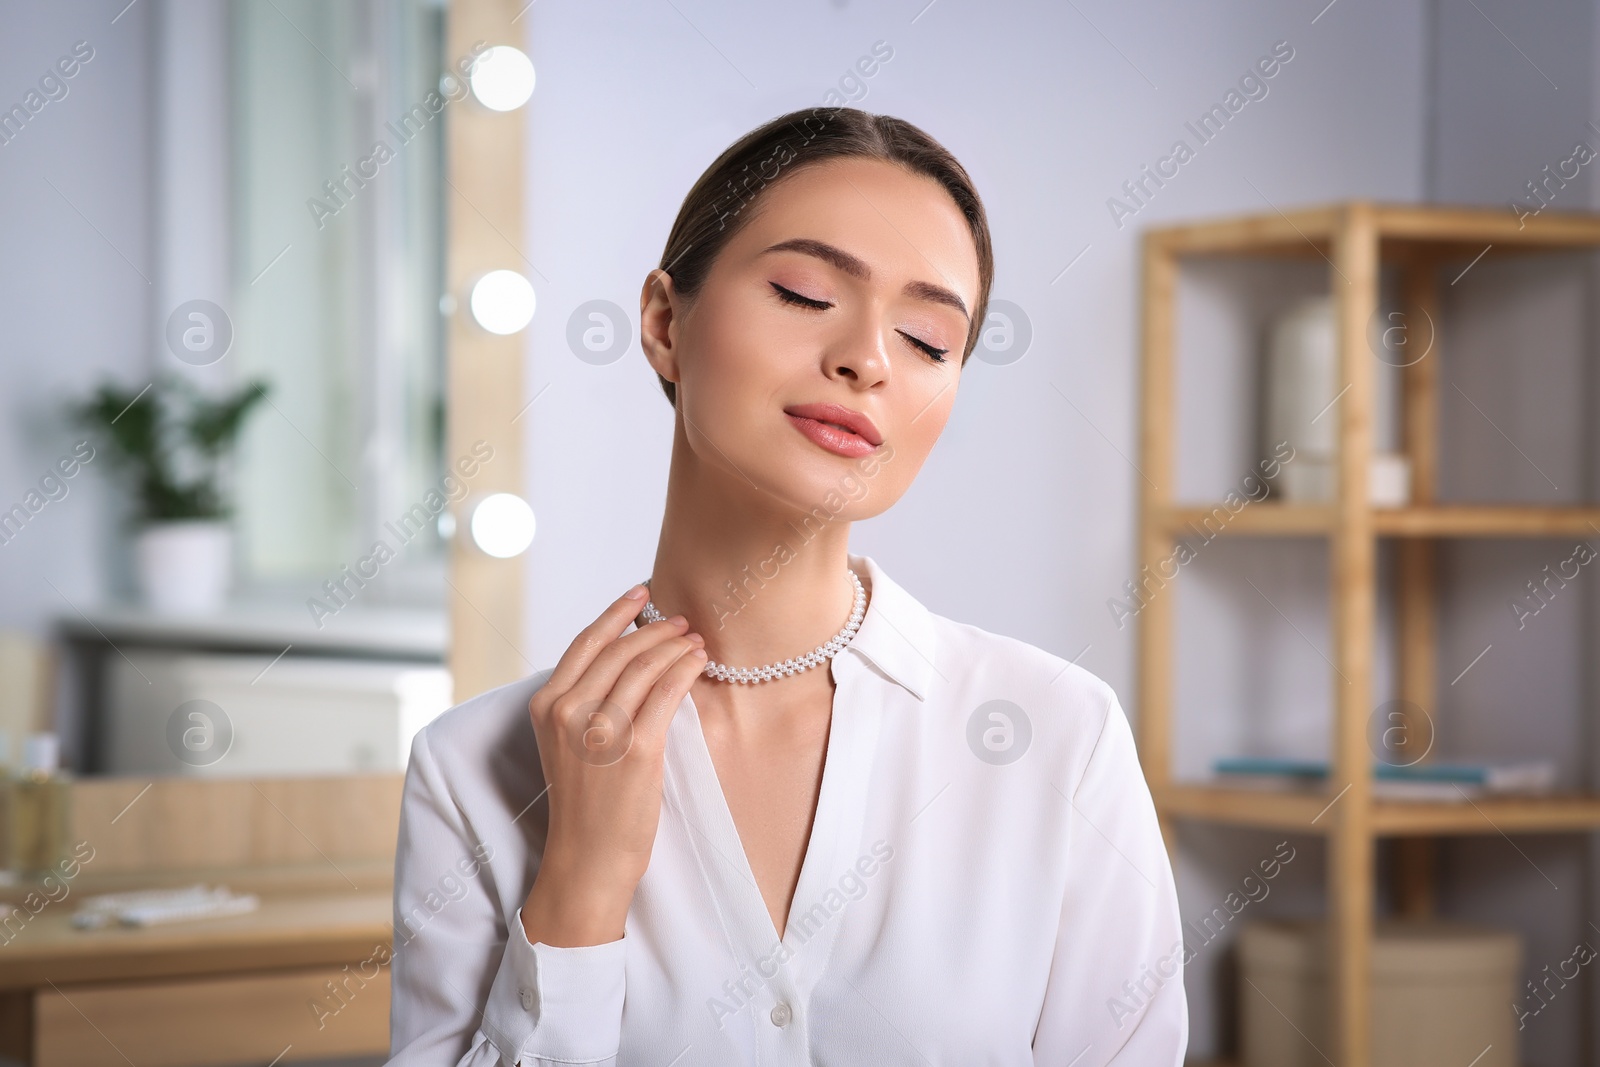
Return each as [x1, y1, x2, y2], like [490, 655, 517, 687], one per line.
[469, 46, 536, 111]
[469, 270, 536, 335]
[470, 493, 536, 558]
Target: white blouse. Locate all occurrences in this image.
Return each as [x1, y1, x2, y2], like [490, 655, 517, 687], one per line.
[387, 552, 1188, 1066]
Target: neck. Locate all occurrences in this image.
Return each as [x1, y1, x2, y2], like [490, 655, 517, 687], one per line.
[645, 420, 861, 677]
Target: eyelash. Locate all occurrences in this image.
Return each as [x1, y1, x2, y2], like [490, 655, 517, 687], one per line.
[769, 282, 950, 364]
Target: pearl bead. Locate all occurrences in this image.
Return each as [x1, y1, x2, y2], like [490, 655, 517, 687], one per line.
[636, 568, 866, 685]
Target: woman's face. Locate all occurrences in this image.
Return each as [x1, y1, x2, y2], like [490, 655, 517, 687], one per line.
[641, 156, 981, 520]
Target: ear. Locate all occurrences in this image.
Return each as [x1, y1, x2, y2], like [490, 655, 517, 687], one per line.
[639, 268, 682, 387]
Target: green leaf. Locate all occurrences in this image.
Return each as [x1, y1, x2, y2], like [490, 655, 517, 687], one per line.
[70, 376, 272, 524]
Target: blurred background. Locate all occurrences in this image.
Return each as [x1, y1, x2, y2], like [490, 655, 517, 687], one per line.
[0, 0, 1597, 1064]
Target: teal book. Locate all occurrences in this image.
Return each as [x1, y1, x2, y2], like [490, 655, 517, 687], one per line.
[1213, 756, 1554, 794]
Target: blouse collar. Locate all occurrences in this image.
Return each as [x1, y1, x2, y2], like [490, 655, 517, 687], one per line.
[845, 553, 936, 703]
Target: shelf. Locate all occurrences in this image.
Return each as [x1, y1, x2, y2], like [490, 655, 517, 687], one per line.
[1370, 795, 1600, 834]
[1147, 199, 1600, 257]
[1376, 506, 1600, 538]
[1135, 200, 1600, 1065]
[1159, 783, 1332, 829]
[1159, 784, 1600, 836]
[1187, 1058, 1531, 1065]
[55, 600, 447, 660]
[1157, 503, 1600, 539]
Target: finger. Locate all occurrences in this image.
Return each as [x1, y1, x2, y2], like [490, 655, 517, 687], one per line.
[543, 585, 657, 695]
[606, 632, 704, 722]
[629, 640, 708, 750]
[554, 615, 692, 716]
[548, 635, 701, 769]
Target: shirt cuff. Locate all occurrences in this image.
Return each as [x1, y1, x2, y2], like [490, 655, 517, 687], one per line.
[481, 905, 628, 1065]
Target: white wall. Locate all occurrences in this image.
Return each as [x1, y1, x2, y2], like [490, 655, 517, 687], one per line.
[515, 0, 1428, 1058]
[0, 0, 152, 626]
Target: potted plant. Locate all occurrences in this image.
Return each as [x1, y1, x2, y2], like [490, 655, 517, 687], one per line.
[74, 376, 270, 613]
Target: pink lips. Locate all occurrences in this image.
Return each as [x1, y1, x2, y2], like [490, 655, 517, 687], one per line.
[783, 402, 883, 459]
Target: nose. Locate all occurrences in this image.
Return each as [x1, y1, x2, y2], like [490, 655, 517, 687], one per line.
[825, 311, 890, 388]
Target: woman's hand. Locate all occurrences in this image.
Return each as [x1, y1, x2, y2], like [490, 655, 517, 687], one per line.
[520, 585, 707, 948]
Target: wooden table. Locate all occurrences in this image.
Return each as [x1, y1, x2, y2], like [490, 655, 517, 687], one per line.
[0, 866, 395, 1065]
[0, 771, 404, 1065]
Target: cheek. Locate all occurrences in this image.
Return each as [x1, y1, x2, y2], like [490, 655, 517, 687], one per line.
[675, 291, 793, 455]
[906, 375, 958, 442]
[684, 287, 792, 393]
[877, 381, 956, 488]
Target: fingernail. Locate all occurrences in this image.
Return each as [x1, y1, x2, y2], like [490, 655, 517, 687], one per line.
[688, 633, 704, 646]
[626, 584, 648, 600]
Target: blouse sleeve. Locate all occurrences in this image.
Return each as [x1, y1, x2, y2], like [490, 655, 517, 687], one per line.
[1031, 688, 1189, 1065]
[388, 725, 630, 1066]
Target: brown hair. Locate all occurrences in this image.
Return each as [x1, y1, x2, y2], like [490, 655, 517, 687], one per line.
[652, 106, 994, 407]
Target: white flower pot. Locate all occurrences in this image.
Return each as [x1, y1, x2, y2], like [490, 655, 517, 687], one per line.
[136, 521, 232, 613]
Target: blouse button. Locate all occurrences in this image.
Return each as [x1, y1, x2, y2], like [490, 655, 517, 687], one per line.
[520, 987, 534, 1011]
[769, 1002, 792, 1027]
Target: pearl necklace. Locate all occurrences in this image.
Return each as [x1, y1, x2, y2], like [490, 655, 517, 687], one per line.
[636, 568, 867, 684]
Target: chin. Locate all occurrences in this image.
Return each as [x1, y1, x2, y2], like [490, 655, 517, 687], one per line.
[761, 450, 900, 523]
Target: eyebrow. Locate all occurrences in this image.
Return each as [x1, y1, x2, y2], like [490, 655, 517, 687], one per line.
[759, 237, 970, 321]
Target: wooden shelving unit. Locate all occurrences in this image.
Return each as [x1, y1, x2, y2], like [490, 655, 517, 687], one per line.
[1135, 200, 1600, 1067]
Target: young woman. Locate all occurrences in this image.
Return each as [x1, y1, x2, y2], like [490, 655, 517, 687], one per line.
[388, 107, 1187, 1066]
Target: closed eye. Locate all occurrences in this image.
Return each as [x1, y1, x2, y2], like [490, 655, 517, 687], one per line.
[770, 281, 831, 310]
[898, 330, 949, 363]
[770, 282, 950, 365]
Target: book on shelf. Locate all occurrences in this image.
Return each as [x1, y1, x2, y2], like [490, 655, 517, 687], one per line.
[1212, 756, 1556, 800]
